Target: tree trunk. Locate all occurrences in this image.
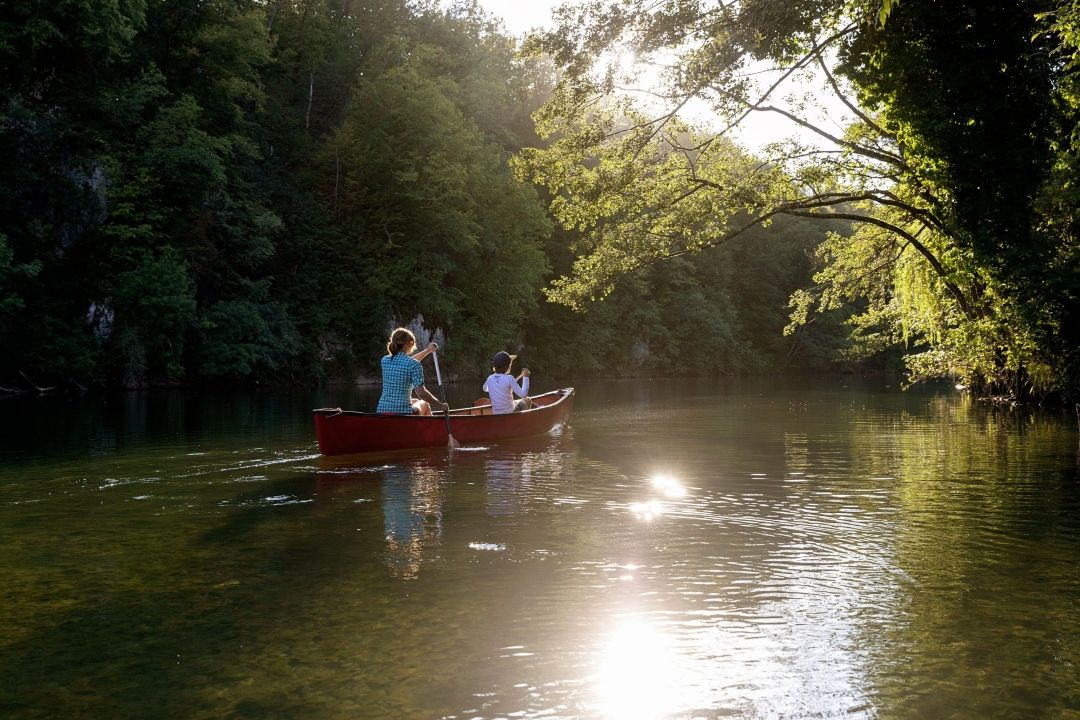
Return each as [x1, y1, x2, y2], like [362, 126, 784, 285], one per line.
[305, 71, 314, 130]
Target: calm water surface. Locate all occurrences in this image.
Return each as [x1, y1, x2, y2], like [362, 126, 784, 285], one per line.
[1, 377, 1077, 719]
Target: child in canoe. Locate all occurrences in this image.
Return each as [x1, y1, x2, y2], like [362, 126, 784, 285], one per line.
[483, 351, 531, 414]
[376, 328, 448, 416]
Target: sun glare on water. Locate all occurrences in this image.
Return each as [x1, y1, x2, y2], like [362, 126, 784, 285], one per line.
[591, 618, 687, 719]
[650, 474, 687, 498]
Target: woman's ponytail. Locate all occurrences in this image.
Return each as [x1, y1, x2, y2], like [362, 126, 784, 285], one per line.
[386, 327, 415, 356]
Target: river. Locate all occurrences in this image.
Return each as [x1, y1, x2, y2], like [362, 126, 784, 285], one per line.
[1, 377, 1077, 719]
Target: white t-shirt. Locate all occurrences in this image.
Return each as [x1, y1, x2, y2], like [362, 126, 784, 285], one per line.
[483, 373, 530, 414]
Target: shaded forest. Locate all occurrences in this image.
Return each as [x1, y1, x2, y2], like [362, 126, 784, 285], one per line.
[0, 0, 849, 389]
[2, 0, 1074, 401]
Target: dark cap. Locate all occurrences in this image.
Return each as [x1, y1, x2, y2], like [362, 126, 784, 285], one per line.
[492, 351, 517, 369]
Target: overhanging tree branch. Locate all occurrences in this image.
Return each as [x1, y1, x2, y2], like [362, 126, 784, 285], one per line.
[568, 189, 974, 321]
[716, 24, 859, 138]
[786, 210, 976, 319]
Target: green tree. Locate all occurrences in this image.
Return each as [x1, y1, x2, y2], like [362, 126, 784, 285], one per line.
[0, 0, 149, 384]
[0, 235, 41, 341]
[522, 213, 849, 378]
[521, 0, 1078, 399]
[108, 247, 197, 385]
[323, 57, 550, 369]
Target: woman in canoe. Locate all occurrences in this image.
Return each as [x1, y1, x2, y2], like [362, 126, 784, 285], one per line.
[376, 328, 448, 416]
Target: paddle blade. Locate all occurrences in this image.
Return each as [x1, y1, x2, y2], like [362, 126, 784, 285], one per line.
[447, 433, 460, 449]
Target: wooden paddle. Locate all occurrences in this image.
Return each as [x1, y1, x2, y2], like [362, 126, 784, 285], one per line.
[431, 349, 459, 448]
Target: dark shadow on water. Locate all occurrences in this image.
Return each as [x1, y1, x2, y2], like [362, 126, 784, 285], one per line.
[0, 428, 582, 717]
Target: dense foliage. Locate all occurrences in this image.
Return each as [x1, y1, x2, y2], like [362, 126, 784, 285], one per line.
[522, 0, 1079, 401]
[0, 0, 850, 389]
[524, 213, 856, 377]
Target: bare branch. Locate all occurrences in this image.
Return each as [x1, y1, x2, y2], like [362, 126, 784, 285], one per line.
[747, 102, 908, 168]
[18, 370, 56, 394]
[814, 53, 893, 141]
[769, 189, 946, 235]
[716, 24, 858, 137]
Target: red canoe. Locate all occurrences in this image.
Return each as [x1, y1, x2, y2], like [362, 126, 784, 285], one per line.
[312, 387, 575, 455]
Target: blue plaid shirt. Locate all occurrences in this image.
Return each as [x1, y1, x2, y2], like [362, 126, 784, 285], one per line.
[376, 352, 425, 414]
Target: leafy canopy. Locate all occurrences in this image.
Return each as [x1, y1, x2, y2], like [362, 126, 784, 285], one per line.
[520, 0, 1078, 397]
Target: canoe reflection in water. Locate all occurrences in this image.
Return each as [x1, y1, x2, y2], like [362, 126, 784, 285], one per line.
[484, 457, 528, 518]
